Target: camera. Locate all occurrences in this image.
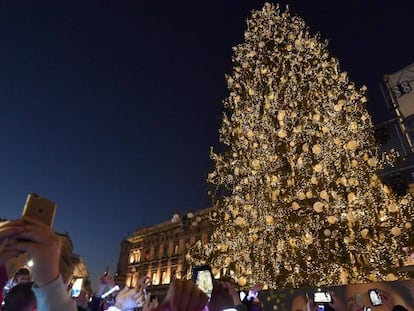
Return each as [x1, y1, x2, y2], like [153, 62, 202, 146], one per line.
[368, 289, 383, 306]
[192, 265, 214, 300]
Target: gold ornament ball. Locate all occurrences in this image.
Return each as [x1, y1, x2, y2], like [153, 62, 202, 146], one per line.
[298, 192, 306, 200]
[312, 144, 322, 154]
[327, 216, 337, 224]
[278, 129, 287, 138]
[238, 277, 247, 287]
[265, 215, 275, 225]
[303, 233, 313, 245]
[391, 226, 401, 236]
[346, 140, 357, 150]
[405, 222, 412, 229]
[313, 202, 324, 213]
[292, 202, 300, 210]
[346, 210, 357, 223]
[387, 203, 399, 213]
[251, 159, 260, 170]
[347, 192, 356, 202]
[361, 228, 369, 239]
[320, 190, 329, 200]
[314, 164, 323, 173]
[367, 158, 377, 167]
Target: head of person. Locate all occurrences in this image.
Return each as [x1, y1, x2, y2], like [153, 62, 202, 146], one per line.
[251, 297, 263, 311]
[208, 279, 238, 311]
[3, 281, 37, 311]
[58, 234, 76, 287]
[14, 267, 31, 284]
[291, 295, 307, 311]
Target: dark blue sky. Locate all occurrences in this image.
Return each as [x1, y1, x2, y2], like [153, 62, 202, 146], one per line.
[0, 1, 413, 287]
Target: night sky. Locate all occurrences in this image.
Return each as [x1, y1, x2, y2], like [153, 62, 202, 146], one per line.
[0, 1, 413, 288]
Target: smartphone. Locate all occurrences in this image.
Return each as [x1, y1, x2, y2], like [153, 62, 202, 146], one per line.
[239, 291, 247, 301]
[192, 265, 214, 300]
[222, 308, 238, 311]
[368, 289, 383, 306]
[22, 193, 56, 227]
[317, 305, 325, 311]
[71, 278, 84, 298]
[313, 292, 332, 303]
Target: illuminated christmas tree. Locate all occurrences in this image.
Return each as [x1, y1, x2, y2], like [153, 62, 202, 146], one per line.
[187, 3, 414, 288]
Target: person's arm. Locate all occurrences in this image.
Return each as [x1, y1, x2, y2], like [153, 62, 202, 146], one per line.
[32, 275, 77, 311]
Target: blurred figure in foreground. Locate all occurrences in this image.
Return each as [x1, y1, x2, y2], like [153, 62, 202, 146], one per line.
[2, 281, 36, 311]
[0, 217, 77, 311]
[2, 267, 31, 300]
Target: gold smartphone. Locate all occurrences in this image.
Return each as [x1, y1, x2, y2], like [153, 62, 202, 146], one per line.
[22, 193, 57, 227]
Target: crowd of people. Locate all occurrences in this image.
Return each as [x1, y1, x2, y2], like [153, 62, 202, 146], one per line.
[0, 216, 265, 311]
[1, 217, 413, 311]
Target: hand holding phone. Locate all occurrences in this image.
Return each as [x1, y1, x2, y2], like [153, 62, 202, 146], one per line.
[22, 193, 56, 227]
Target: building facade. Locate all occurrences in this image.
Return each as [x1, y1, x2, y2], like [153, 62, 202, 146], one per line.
[114, 209, 212, 295]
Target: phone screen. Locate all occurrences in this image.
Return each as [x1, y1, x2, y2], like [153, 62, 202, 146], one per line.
[314, 292, 332, 303]
[368, 289, 383, 306]
[71, 278, 83, 297]
[192, 266, 213, 299]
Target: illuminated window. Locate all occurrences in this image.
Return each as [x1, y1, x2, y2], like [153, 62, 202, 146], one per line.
[126, 275, 132, 288]
[152, 272, 159, 285]
[161, 271, 170, 284]
[134, 250, 141, 262]
[174, 244, 179, 255]
[132, 274, 138, 288]
[129, 252, 135, 264]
